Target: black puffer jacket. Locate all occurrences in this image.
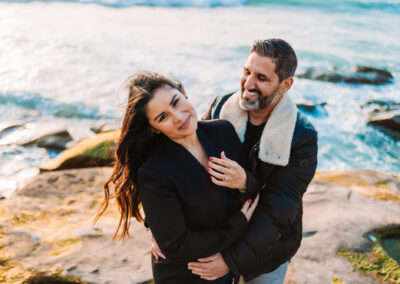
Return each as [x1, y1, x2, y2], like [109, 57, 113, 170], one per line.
[202, 92, 318, 281]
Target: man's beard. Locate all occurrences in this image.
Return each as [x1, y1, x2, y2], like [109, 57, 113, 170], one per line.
[239, 84, 280, 111]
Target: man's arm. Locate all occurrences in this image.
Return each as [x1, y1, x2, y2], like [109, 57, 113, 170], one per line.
[221, 126, 318, 279]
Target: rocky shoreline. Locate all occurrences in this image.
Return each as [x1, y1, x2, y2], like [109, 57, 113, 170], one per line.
[0, 167, 399, 283]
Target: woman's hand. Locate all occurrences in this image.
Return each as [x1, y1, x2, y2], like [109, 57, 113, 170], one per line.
[207, 151, 247, 190]
[149, 230, 166, 260]
[240, 193, 259, 221]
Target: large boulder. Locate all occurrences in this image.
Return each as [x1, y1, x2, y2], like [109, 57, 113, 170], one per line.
[286, 169, 400, 283]
[297, 66, 393, 85]
[297, 67, 343, 83]
[39, 130, 120, 172]
[0, 121, 70, 146]
[36, 134, 73, 150]
[90, 121, 117, 134]
[0, 120, 24, 137]
[361, 100, 400, 138]
[368, 109, 400, 133]
[295, 99, 328, 117]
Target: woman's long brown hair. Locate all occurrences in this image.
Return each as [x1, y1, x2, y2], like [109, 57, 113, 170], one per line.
[94, 71, 183, 241]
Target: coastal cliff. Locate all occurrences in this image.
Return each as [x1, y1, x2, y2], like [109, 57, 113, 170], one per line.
[0, 168, 399, 283]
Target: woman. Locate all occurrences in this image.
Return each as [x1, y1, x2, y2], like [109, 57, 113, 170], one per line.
[96, 71, 259, 283]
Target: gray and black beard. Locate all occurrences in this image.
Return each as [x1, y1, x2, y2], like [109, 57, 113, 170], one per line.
[239, 85, 280, 111]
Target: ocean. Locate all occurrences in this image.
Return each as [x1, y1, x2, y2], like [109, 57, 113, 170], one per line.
[0, 0, 399, 196]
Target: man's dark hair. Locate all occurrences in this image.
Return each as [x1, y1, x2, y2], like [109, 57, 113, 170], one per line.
[250, 39, 297, 82]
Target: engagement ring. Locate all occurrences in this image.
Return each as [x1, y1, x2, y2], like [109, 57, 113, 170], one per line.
[224, 176, 229, 180]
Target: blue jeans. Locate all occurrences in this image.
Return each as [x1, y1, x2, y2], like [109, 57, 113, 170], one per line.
[242, 261, 289, 284]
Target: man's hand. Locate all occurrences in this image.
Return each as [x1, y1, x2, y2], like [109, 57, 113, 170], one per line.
[188, 253, 229, 280]
[150, 231, 166, 260]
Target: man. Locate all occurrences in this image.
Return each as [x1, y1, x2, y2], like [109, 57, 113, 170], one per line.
[187, 39, 318, 283]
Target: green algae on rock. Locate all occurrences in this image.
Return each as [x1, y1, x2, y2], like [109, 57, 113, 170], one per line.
[338, 229, 400, 283]
[39, 131, 120, 172]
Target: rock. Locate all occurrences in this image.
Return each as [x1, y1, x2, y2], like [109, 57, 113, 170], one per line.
[0, 120, 24, 137]
[361, 99, 400, 111]
[0, 167, 152, 284]
[287, 169, 400, 283]
[0, 121, 70, 146]
[90, 121, 117, 134]
[297, 67, 343, 82]
[1, 167, 399, 283]
[297, 66, 393, 85]
[39, 130, 120, 172]
[36, 133, 73, 150]
[368, 109, 400, 133]
[295, 99, 327, 116]
[351, 66, 393, 80]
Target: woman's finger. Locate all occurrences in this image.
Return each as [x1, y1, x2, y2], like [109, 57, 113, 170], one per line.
[207, 161, 234, 175]
[208, 157, 233, 168]
[210, 176, 228, 187]
[208, 168, 228, 181]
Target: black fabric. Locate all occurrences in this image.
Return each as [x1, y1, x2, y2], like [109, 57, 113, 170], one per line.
[243, 121, 265, 159]
[202, 94, 318, 281]
[138, 120, 259, 283]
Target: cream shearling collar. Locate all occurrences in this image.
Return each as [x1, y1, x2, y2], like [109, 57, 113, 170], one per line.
[219, 91, 298, 166]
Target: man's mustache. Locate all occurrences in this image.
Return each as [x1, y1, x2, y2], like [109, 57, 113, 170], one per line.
[241, 85, 262, 98]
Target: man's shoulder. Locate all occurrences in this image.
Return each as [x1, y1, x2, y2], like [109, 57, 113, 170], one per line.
[293, 112, 318, 141]
[202, 92, 236, 120]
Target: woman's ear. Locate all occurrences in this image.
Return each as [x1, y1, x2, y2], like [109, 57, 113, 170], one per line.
[180, 88, 188, 99]
[148, 126, 160, 134]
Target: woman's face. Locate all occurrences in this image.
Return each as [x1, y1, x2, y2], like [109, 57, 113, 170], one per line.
[146, 85, 198, 142]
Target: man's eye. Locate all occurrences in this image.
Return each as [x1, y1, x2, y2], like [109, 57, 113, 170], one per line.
[243, 70, 250, 75]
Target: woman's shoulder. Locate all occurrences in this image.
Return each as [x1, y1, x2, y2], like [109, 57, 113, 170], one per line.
[198, 119, 236, 135]
[139, 138, 174, 175]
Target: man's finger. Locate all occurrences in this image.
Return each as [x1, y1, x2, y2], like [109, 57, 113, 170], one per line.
[201, 275, 220, 280]
[188, 262, 208, 270]
[198, 254, 218, 262]
[152, 247, 158, 260]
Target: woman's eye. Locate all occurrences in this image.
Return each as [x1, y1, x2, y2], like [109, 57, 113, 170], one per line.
[173, 98, 179, 107]
[159, 113, 168, 122]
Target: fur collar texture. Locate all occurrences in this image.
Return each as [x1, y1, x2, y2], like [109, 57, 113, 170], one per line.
[219, 91, 298, 166]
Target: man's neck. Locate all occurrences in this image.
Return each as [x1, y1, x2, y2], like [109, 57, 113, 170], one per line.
[248, 95, 282, 126]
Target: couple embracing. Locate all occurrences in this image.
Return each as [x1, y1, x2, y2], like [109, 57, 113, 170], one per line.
[96, 39, 318, 284]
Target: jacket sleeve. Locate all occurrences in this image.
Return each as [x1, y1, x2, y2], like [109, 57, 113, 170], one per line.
[138, 167, 248, 263]
[201, 96, 220, 120]
[221, 126, 318, 278]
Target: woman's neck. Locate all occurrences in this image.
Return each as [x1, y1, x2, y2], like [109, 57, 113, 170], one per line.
[172, 133, 200, 151]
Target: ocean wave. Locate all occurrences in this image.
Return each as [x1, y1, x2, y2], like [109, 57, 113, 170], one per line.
[0, 93, 108, 119]
[1, 0, 248, 7]
[1, 0, 399, 11]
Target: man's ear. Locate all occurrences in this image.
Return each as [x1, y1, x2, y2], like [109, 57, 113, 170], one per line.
[280, 77, 294, 95]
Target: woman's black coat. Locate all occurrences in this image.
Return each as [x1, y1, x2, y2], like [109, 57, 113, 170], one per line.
[138, 120, 259, 284]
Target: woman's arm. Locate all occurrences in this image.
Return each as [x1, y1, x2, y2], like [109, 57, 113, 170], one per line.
[138, 167, 257, 263]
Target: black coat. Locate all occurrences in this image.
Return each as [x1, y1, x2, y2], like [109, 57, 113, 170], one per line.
[202, 92, 318, 281]
[138, 120, 259, 284]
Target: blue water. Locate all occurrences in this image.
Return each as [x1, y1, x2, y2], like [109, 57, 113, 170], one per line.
[0, 0, 399, 196]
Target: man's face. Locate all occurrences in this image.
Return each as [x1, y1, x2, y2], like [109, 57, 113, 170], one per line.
[239, 52, 281, 111]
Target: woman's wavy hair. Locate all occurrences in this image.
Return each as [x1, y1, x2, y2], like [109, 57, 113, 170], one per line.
[94, 70, 184, 240]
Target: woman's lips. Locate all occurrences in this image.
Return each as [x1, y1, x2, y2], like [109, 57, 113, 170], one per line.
[179, 116, 191, 130]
